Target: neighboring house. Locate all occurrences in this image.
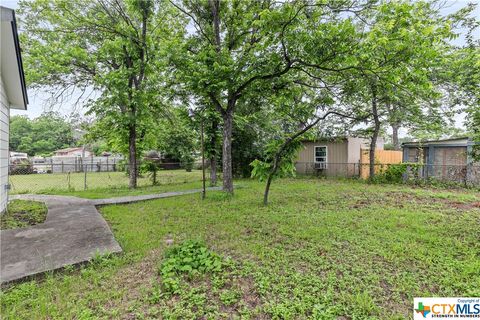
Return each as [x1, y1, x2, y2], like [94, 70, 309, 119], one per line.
[401, 137, 479, 182]
[295, 136, 384, 176]
[54, 147, 93, 157]
[1, 6, 28, 213]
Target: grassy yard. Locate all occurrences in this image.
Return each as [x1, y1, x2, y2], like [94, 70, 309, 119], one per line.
[8, 170, 205, 197]
[0, 200, 48, 230]
[1, 179, 479, 319]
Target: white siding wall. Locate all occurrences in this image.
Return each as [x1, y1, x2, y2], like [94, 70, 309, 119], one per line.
[0, 76, 9, 213]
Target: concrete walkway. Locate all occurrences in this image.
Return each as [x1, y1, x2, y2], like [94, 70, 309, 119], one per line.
[1, 187, 220, 283]
[92, 187, 221, 206]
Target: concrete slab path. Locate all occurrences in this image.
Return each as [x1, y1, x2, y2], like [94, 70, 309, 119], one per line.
[1, 187, 220, 284]
[92, 187, 221, 206]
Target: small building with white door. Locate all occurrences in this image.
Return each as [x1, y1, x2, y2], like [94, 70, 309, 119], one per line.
[295, 136, 384, 177]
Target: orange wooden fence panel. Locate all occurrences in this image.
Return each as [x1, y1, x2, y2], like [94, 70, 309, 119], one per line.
[360, 149, 403, 179]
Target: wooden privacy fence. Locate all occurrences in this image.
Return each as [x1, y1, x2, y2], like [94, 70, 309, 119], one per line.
[360, 149, 403, 179]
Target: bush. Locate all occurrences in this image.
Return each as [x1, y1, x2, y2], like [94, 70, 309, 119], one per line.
[142, 152, 162, 185]
[158, 240, 222, 293]
[180, 155, 194, 172]
[381, 163, 409, 183]
[372, 163, 422, 184]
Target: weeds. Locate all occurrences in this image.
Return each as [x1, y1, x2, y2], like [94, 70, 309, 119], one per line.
[159, 240, 222, 293]
[1, 179, 479, 319]
[1, 200, 47, 229]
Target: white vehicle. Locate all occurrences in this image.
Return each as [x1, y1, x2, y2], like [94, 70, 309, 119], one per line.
[9, 152, 28, 164]
[31, 157, 50, 173]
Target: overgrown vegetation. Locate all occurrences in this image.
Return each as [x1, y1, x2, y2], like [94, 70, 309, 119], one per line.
[370, 163, 421, 184]
[159, 240, 223, 293]
[1, 200, 47, 229]
[370, 163, 480, 190]
[2, 179, 479, 318]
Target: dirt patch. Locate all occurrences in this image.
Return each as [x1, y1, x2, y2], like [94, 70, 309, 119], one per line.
[447, 201, 480, 210]
[349, 191, 480, 211]
[1, 200, 48, 230]
[100, 246, 266, 318]
[101, 249, 161, 318]
[237, 276, 262, 309]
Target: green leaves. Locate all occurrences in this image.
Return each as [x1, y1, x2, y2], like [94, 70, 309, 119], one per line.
[158, 240, 223, 293]
[251, 138, 303, 182]
[9, 112, 76, 156]
[20, 0, 181, 163]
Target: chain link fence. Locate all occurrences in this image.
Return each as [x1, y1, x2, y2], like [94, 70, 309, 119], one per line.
[8, 161, 212, 194]
[294, 162, 480, 187]
[8, 161, 480, 194]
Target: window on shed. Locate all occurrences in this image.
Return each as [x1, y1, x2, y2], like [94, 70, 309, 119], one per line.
[314, 146, 327, 163]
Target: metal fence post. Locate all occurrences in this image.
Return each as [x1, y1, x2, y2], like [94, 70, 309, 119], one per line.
[403, 166, 409, 183]
[84, 164, 87, 190]
[466, 162, 472, 186]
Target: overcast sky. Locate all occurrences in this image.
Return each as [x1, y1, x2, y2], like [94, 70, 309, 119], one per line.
[4, 0, 480, 136]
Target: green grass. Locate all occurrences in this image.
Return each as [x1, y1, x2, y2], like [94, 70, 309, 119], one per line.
[1, 178, 479, 319]
[1, 200, 48, 230]
[8, 170, 205, 197]
[45, 181, 209, 199]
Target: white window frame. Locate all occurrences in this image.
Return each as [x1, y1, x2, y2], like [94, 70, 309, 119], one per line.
[314, 146, 328, 168]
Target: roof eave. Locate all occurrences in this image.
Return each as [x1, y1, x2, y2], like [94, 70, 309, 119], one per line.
[10, 10, 28, 110]
[1, 6, 28, 110]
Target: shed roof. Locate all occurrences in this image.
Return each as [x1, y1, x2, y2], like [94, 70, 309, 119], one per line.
[300, 136, 372, 143]
[402, 137, 472, 147]
[55, 147, 86, 153]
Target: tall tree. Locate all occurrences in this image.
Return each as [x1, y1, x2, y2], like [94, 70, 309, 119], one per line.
[250, 69, 367, 205]
[455, 45, 480, 160]
[342, 1, 458, 178]
[203, 109, 221, 185]
[19, 0, 178, 187]
[10, 112, 75, 156]
[445, 5, 480, 160]
[170, 0, 372, 193]
[168, 1, 295, 193]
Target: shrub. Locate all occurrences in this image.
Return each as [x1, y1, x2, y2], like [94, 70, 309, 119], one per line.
[372, 163, 423, 184]
[381, 163, 409, 183]
[159, 240, 222, 293]
[141, 153, 162, 185]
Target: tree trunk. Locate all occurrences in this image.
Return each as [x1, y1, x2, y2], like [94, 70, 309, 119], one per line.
[369, 128, 379, 179]
[263, 155, 280, 206]
[392, 124, 400, 150]
[210, 157, 217, 186]
[262, 110, 359, 205]
[128, 124, 137, 188]
[222, 110, 234, 193]
[369, 84, 380, 179]
[263, 173, 274, 206]
[209, 118, 218, 186]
